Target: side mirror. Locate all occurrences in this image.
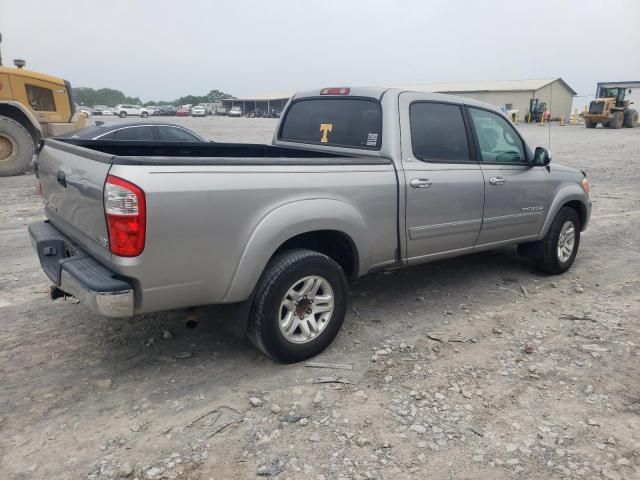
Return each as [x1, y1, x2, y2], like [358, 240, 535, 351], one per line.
[533, 146, 552, 166]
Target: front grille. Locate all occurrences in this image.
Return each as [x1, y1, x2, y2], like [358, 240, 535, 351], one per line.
[589, 101, 604, 114]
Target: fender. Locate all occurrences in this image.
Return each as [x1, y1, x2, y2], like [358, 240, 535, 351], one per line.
[223, 198, 370, 303]
[538, 183, 590, 238]
[0, 100, 43, 138]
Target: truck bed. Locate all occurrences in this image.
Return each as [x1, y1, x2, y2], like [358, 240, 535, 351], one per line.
[50, 138, 391, 166]
[35, 138, 399, 313]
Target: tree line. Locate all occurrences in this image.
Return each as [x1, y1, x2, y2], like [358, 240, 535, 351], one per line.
[73, 87, 235, 107]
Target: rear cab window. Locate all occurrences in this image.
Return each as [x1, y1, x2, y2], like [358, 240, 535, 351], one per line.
[279, 98, 382, 150]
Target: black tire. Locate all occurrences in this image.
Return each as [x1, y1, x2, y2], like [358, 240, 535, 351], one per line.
[141, 111, 148, 118]
[247, 249, 348, 363]
[0, 116, 35, 177]
[119, 111, 127, 118]
[584, 118, 596, 128]
[623, 109, 639, 128]
[609, 111, 623, 129]
[601, 121, 609, 128]
[533, 207, 581, 275]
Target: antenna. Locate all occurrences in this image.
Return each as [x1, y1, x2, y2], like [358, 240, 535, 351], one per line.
[548, 81, 552, 150]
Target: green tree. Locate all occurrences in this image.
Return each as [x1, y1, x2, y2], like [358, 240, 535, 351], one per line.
[74, 87, 234, 107]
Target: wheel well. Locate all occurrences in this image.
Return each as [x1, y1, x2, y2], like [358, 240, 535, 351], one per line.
[0, 104, 41, 144]
[274, 230, 359, 277]
[563, 200, 586, 229]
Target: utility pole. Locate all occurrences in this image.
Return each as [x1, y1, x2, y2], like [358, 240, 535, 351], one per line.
[0, 32, 3, 66]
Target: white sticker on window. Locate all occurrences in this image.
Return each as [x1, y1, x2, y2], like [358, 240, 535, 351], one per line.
[366, 133, 378, 146]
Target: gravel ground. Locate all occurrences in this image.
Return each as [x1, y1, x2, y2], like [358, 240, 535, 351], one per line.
[0, 119, 639, 480]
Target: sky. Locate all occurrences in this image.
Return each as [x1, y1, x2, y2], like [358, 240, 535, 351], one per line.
[1, 0, 639, 102]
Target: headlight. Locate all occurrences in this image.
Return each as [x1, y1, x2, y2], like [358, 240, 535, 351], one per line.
[581, 177, 590, 195]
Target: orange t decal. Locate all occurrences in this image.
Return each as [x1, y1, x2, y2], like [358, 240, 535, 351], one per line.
[320, 123, 333, 143]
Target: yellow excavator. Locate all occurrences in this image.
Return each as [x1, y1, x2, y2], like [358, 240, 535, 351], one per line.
[0, 33, 86, 176]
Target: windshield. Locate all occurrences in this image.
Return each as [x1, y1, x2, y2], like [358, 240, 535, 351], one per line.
[279, 98, 382, 150]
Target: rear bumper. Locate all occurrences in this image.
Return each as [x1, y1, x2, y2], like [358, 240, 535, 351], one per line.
[29, 221, 134, 318]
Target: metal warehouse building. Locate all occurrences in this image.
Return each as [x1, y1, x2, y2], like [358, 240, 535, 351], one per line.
[222, 78, 577, 120]
[404, 78, 577, 121]
[221, 93, 290, 116]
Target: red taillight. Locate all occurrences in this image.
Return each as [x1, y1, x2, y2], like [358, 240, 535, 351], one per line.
[104, 175, 146, 257]
[320, 87, 350, 95]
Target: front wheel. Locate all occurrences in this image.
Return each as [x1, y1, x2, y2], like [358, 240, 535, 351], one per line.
[0, 116, 35, 176]
[624, 109, 639, 128]
[119, 111, 127, 118]
[534, 207, 581, 274]
[141, 112, 148, 118]
[247, 249, 348, 363]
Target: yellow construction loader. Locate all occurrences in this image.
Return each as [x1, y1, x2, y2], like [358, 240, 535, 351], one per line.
[0, 34, 85, 176]
[583, 86, 638, 129]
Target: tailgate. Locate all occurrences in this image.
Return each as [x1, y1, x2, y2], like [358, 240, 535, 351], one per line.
[36, 139, 113, 263]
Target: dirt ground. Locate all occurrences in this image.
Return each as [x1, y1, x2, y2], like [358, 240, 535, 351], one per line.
[0, 119, 639, 480]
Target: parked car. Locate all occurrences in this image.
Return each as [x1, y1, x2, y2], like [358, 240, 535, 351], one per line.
[215, 106, 228, 116]
[191, 105, 207, 117]
[114, 105, 150, 118]
[77, 106, 92, 117]
[228, 105, 243, 117]
[91, 105, 106, 115]
[101, 107, 114, 116]
[247, 109, 266, 118]
[152, 105, 177, 116]
[175, 107, 190, 117]
[59, 121, 207, 142]
[30, 86, 591, 363]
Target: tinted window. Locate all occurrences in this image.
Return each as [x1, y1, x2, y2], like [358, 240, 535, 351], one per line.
[26, 85, 56, 111]
[157, 126, 201, 142]
[468, 108, 525, 163]
[107, 126, 155, 141]
[279, 98, 382, 150]
[409, 102, 470, 162]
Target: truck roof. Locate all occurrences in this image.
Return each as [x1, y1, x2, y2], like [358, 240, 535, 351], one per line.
[291, 86, 506, 114]
[0, 66, 66, 86]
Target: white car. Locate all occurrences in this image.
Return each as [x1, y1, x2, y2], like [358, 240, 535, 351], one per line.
[228, 105, 243, 117]
[102, 108, 114, 116]
[191, 105, 207, 117]
[114, 105, 150, 119]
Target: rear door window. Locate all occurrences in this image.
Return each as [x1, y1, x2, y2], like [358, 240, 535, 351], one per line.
[107, 126, 155, 141]
[279, 98, 382, 150]
[409, 102, 471, 162]
[157, 126, 202, 142]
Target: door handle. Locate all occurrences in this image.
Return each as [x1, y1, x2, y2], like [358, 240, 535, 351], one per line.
[410, 178, 432, 188]
[56, 171, 67, 188]
[489, 176, 506, 185]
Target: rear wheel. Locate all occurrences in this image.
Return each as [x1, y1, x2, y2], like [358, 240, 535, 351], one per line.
[623, 109, 639, 128]
[247, 249, 348, 363]
[533, 207, 581, 275]
[141, 111, 148, 118]
[609, 111, 623, 129]
[119, 111, 127, 118]
[584, 118, 597, 128]
[0, 116, 35, 177]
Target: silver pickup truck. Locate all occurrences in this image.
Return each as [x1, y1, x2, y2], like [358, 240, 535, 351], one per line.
[29, 87, 592, 362]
